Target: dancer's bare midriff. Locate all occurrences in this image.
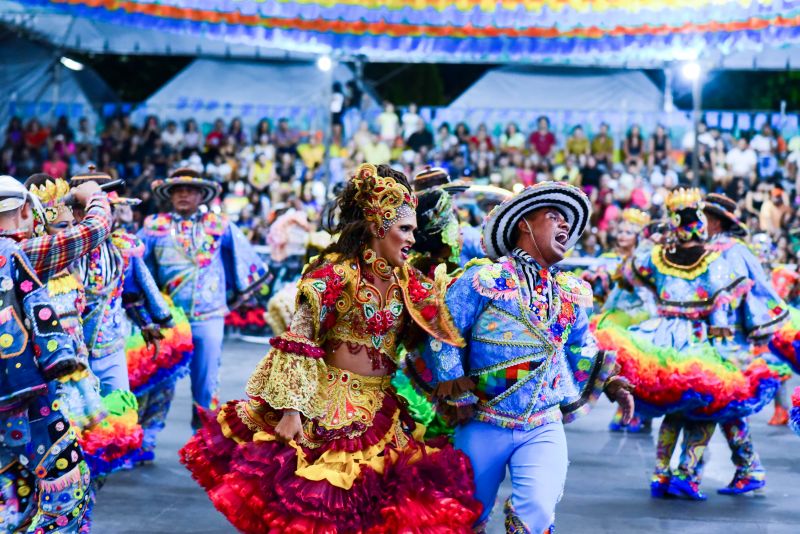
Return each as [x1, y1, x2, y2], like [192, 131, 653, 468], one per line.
[326, 343, 392, 377]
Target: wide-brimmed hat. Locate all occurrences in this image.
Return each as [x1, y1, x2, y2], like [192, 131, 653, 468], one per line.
[152, 168, 221, 204]
[482, 182, 591, 260]
[414, 166, 451, 192]
[70, 165, 115, 186]
[107, 191, 142, 207]
[703, 193, 747, 238]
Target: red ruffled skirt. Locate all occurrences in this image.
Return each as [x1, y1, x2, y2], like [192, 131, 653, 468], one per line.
[180, 367, 481, 533]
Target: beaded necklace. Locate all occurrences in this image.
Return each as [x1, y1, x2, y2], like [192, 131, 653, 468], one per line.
[361, 248, 393, 282]
[512, 248, 572, 344]
[171, 213, 217, 268]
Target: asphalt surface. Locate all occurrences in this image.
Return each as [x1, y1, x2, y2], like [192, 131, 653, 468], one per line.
[92, 338, 800, 533]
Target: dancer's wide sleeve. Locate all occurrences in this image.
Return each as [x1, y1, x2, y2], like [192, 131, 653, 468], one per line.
[418, 265, 488, 407]
[559, 293, 618, 422]
[243, 262, 338, 419]
[221, 221, 271, 304]
[245, 299, 328, 418]
[123, 254, 173, 328]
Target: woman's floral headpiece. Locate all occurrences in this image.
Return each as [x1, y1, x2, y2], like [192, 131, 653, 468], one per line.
[352, 163, 417, 238]
[29, 178, 72, 224]
[621, 208, 651, 229]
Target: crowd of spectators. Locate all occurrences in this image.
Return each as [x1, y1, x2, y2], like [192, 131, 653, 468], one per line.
[3, 102, 800, 264]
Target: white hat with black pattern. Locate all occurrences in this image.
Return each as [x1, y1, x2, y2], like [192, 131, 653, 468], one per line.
[482, 182, 592, 260]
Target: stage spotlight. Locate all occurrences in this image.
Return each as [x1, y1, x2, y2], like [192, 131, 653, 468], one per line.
[60, 57, 85, 71]
[316, 55, 333, 72]
[681, 61, 701, 81]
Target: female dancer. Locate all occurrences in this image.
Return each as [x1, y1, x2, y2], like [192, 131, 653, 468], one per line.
[181, 163, 480, 532]
[596, 189, 790, 500]
[593, 208, 657, 432]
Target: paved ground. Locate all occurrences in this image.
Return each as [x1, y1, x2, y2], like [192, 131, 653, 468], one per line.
[93, 338, 800, 533]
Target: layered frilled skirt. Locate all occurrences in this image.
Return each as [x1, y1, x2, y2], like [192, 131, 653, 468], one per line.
[791, 386, 800, 437]
[180, 366, 481, 533]
[125, 304, 193, 396]
[595, 316, 789, 421]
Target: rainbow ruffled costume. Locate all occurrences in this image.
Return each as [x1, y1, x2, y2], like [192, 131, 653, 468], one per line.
[125, 300, 193, 459]
[74, 230, 175, 472]
[592, 241, 657, 433]
[597, 238, 789, 421]
[180, 250, 480, 533]
[598, 224, 793, 497]
[44, 269, 143, 479]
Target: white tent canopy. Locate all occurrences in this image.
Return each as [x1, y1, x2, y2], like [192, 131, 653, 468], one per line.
[0, 33, 117, 129]
[448, 67, 664, 113]
[135, 58, 371, 130]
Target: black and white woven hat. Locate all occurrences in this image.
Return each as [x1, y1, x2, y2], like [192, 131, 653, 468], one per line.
[482, 182, 592, 260]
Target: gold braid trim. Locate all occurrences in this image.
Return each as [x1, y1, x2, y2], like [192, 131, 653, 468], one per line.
[396, 263, 465, 348]
[244, 333, 328, 419]
[651, 244, 721, 280]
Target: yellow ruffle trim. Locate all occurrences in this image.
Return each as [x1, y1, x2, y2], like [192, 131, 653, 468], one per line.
[651, 245, 721, 280]
[47, 272, 82, 296]
[253, 409, 432, 490]
[245, 343, 328, 420]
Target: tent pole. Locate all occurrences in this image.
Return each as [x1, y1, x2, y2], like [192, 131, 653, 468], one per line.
[53, 59, 60, 123]
[691, 73, 701, 188]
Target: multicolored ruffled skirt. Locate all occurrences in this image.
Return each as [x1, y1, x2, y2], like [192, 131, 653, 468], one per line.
[180, 366, 481, 533]
[595, 317, 788, 421]
[768, 306, 800, 374]
[125, 305, 193, 396]
[791, 387, 800, 437]
[77, 390, 144, 478]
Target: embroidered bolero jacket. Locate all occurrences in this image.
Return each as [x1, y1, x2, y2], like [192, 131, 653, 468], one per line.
[243, 252, 464, 420]
[417, 256, 617, 431]
[138, 212, 270, 323]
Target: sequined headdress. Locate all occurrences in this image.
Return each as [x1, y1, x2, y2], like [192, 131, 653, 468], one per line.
[351, 163, 417, 239]
[620, 208, 651, 230]
[29, 178, 72, 225]
[665, 188, 703, 213]
[665, 188, 707, 242]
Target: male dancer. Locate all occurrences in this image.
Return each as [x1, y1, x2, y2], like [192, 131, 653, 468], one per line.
[0, 181, 92, 532]
[139, 168, 269, 427]
[419, 182, 634, 533]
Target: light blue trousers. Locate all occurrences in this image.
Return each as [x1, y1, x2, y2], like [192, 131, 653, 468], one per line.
[455, 420, 569, 534]
[189, 317, 225, 410]
[90, 348, 131, 395]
